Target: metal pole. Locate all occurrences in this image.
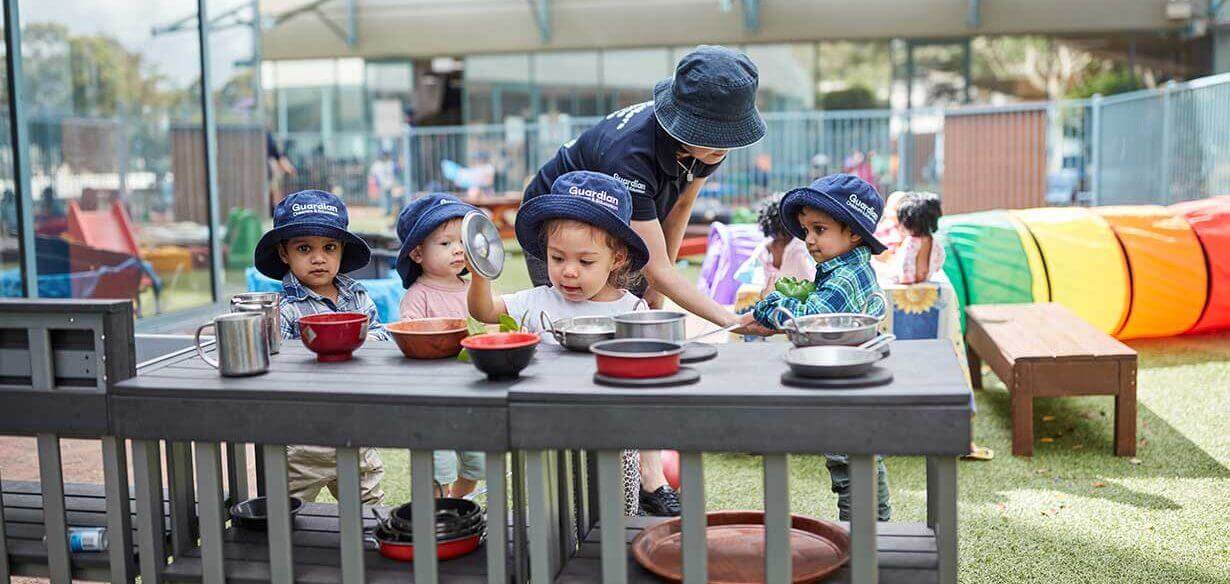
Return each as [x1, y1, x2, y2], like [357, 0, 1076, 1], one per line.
[4, 0, 38, 297]
[1089, 94, 1102, 206]
[199, 0, 224, 302]
[1159, 82, 1175, 205]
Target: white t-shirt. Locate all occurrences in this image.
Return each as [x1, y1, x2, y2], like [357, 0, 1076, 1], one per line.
[502, 286, 643, 341]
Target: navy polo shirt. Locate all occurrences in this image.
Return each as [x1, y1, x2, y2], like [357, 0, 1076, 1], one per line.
[523, 101, 722, 223]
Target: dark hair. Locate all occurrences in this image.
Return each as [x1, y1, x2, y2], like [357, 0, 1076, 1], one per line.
[897, 192, 942, 236]
[756, 193, 789, 239]
[541, 219, 643, 290]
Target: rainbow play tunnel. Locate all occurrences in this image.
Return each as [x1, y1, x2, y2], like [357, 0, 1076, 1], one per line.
[938, 196, 1230, 339]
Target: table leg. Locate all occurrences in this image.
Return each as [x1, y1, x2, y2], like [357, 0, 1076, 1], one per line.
[1011, 367, 1034, 456]
[965, 343, 983, 389]
[849, 455, 878, 584]
[928, 456, 958, 584]
[1115, 361, 1138, 457]
[166, 441, 197, 556]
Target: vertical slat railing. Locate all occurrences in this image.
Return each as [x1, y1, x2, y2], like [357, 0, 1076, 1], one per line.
[929, 456, 959, 584]
[335, 447, 365, 584]
[166, 441, 197, 556]
[101, 436, 136, 583]
[410, 449, 439, 584]
[36, 434, 71, 583]
[194, 442, 227, 583]
[0, 465, 9, 581]
[679, 452, 707, 584]
[595, 450, 626, 584]
[225, 442, 250, 506]
[485, 451, 508, 584]
[525, 449, 553, 584]
[263, 445, 295, 584]
[132, 440, 166, 584]
[763, 454, 791, 583]
[849, 455, 879, 584]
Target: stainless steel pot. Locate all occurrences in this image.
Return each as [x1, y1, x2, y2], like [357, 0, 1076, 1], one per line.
[613, 310, 687, 341]
[774, 290, 887, 348]
[783, 334, 895, 379]
[231, 292, 282, 354]
[540, 312, 615, 352]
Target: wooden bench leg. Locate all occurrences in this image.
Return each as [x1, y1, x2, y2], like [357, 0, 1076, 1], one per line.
[1011, 367, 1033, 457]
[1115, 361, 1138, 457]
[965, 343, 983, 390]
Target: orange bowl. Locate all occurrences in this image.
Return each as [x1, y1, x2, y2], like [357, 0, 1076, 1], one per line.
[387, 318, 469, 359]
[299, 312, 369, 362]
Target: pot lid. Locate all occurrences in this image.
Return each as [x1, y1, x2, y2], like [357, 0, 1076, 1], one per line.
[461, 211, 505, 280]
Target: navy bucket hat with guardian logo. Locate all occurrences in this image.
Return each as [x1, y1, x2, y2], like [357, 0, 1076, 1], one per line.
[253, 189, 371, 279]
[653, 45, 766, 149]
[780, 174, 887, 254]
[514, 171, 650, 271]
[394, 193, 481, 288]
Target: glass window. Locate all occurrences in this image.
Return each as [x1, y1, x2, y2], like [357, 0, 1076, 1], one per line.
[533, 51, 601, 117]
[601, 48, 670, 110]
[285, 87, 324, 133]
[744, 44, 816, 111]
[0, 8, 18, 297]
[20, 0, 211, 314]
[818, 41, 892, 110]
[464, 54, 532, 123]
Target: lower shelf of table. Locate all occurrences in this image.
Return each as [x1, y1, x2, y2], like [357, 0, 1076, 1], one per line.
[162, 502, 505, 583]
[555, 516, 940, 584]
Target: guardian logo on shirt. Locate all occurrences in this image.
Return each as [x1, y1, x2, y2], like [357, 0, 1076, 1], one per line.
[612, 173, 647, 195]
[291, 202, 340, 217]
[846, 193, 878, 223]
[568, 185, 620, 212]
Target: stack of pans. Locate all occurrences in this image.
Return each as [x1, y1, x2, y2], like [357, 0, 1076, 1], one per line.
[369, 498, 487, 562]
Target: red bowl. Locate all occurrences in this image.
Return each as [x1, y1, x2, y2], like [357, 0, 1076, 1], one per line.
[589, 339, 684, 379]
[387, 318, 469, 359]
[372, 530, 484, 562]
[298, 312, 369, 362]
[459, 333, 540, 380]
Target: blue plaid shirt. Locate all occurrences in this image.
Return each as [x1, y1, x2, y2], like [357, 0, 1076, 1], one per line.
[278, 273, 388, 341]
[752, 246, 885, 329]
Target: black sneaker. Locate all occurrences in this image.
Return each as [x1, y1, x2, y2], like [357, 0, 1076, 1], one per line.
[639, 486, 681, 516]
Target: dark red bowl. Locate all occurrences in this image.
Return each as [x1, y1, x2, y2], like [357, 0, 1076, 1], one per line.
[589, 339, 684, 379]
[371, 526, 484, 562]
[299, 312, 369, 362]
[459, 333, 539, 380]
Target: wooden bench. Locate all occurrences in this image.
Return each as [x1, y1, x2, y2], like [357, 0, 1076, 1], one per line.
[964, 303, 1138, 457]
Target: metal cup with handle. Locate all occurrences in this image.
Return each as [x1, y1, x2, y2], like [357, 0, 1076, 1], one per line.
[195, 312, 270, 377]
[231, 292, 281, 354]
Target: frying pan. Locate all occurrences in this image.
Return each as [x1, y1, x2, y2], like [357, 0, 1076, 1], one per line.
[783, 334, 895, 379]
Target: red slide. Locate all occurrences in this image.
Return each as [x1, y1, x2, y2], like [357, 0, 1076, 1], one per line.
[1170, 196, 1230, 334]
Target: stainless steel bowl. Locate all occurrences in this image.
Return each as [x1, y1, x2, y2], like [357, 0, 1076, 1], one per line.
[783, 334, 895, 378]
[541, 313, 616, 352]
[777, 310, 881, 347]
[613, 310, 687, 341]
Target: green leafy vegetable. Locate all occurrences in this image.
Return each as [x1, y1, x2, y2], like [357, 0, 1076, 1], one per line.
[498, 314, 520, 333]
[466, 317, 487, 336]
[775, 276, 816, 301]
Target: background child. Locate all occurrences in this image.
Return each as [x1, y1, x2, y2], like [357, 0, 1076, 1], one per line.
[467, 170, 652, 516]
[394, 192, 489, 498]
[750, 174, 892, 522]
[253, 189, 387, 505]
[736, 193, 817, 294]
[887, 191, 945, 284]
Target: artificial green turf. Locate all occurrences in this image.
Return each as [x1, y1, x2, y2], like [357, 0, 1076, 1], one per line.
[332, 255, 1230, 583]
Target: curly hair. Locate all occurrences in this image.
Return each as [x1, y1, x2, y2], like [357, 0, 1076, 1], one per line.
[756, 193, 789, 239]
[541, 219, 644, 290]
[896, 191, 943, 237]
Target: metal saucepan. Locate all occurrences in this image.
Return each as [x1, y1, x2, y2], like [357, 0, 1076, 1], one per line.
[783, 334, 896, 379]
[613, 310, 687, 341]
[540, 312, 616, 352]
[775, 290, 888, 347]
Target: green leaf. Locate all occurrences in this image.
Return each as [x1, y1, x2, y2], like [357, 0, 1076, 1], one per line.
[499, 313, 520, 333]
[457, 348, 471, 363]
[466, 317, 487, 336]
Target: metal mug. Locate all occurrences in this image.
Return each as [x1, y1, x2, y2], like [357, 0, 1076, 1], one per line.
[195, 312, 270, 377]
[231, 292, 281, 354]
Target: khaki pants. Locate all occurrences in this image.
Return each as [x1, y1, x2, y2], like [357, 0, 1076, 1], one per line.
[287, 445, 385, 505]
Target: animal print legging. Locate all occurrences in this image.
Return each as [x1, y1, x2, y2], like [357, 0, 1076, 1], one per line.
[622, 450, 641, 516]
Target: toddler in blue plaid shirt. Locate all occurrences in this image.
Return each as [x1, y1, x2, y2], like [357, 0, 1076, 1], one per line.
[751, 174, 892, 521]
[253, 189, 387, 505]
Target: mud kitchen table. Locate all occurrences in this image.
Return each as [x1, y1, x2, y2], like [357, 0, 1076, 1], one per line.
[108, 338, 969, 584]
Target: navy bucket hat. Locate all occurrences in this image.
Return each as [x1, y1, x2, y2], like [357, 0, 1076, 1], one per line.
[780, 174, 887, 254]
[395, 193, 480, 288]
[653, 45, 766, 150]
[515, 171, 650, 271]
[254, 190, 371, 279]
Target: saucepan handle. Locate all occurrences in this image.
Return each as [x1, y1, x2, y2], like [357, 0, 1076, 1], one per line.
[195, 322, 219, 369]
[773, 306, 800, 332]
[859, 333, 896, 354]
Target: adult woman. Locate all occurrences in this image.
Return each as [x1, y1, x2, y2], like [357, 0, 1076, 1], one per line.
[520, 46, 769, 515]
